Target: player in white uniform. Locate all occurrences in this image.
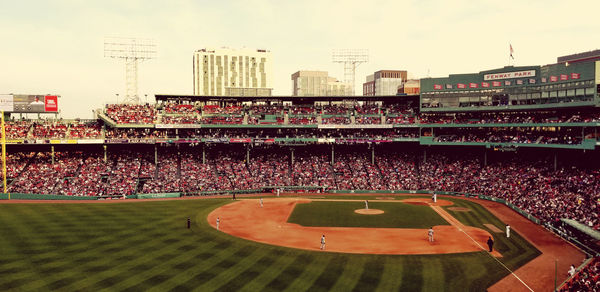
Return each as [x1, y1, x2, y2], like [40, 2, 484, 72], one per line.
[428, 227, 434, 242]
[260, 198, 263, 208]
[216, 217, 220, 230]
[365, 200, 369, 210]
[506, 224, 510, 238]
[320, 234, 326, 250]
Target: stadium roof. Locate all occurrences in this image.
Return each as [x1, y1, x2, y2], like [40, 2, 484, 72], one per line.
[154, 94, 419, 104]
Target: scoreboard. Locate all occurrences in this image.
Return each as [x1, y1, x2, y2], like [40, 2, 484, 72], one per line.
[0, 94, 59, 113]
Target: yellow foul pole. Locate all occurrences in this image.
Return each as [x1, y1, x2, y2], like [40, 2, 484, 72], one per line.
[1, 111, 7, 200]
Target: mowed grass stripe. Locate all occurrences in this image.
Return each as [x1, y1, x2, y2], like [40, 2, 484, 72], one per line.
[73, 231, 227, 290]
[374, 256, 404, 291]
[194, 245, 263, 290]
[84, 238, 221, 291]
[307, 255, 348, 291]
[283, 255, 331, 292]
[236, 250, 300, 292]
[52, 202, 224, 291]
[420, 257, 445, 292]
[398, 256, 424, 291]
[208, 248, 280, 291]
[329, 255, 366, 291]
[351, 256, 384, 292]
[264, 254, 313, 291]
[157, 242, 250, 291]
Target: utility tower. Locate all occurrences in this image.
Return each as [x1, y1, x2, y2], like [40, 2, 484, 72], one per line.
[332, 49, 369, 96]
[104, 37, 156, 104]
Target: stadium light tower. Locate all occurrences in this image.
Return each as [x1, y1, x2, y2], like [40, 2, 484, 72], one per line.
[104, 37, 156, 104]
[332, 49, 369, 96]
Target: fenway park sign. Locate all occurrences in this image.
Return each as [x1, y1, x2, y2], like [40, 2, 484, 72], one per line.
[484, 70, 535, 81]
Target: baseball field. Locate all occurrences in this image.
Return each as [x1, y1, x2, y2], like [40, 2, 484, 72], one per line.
[0, 194, 574, 291]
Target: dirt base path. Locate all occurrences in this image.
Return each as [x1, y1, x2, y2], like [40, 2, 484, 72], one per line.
[207, 197, 498, 255]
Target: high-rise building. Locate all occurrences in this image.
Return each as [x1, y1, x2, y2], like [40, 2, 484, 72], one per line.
[363, 70, 408, 96]
[291, 71, 351, 96]
[193, 47, 272, 96]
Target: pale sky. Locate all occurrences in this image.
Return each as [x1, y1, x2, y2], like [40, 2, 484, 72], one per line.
[1, 0, 599, 118]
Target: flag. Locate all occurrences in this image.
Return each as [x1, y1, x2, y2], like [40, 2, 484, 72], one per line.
[510, 44, 514, 60]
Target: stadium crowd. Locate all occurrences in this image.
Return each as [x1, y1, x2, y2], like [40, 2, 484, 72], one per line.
[6, 148, 598, 232]
[560, 257, 599, 292]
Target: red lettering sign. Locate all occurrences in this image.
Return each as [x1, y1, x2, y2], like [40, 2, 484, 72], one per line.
[504, 80, 511, 86]
[44, 95, 58, 112]
[550, 76, 558, 82]
[560, 74, 568, 81]
[481, 82, 490, 88]
[492, 81, 501, 87]
[457, 83, 466, 89]
[571, 73, 580, 79]
[433, 84, 442, 90]
[469, 83, 478, 88]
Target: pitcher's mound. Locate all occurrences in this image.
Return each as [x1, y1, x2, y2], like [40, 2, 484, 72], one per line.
[354, 209, 384, 215]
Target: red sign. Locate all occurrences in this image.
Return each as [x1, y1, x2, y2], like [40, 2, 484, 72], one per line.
[230, 138, 252, 143]
[492, 81, 501, 87]
[457, 83, 466, 89]
[516, 80, 523, 85]
[504, 80, 511, 86]
[541, 77, 547, 83]
[529, 78, 536, 84]
[571, 73, 580, 79]
[560, 74, 568, 81]
[469, 83, 478, 88]
[481, 82, 490, 88]
[44, 95, 58, 112]
[433, 84, 442, 90]
[550, 76, 558, 82]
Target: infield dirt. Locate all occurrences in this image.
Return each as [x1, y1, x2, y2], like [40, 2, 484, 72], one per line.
[207, 197, 501, 256]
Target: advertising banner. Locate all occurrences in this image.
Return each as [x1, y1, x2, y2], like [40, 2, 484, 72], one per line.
[44, 95, 58, 112]
[12, 95, 59, 113]
[0, 94, 14, 112]
[78, 139, 103, 144]
[318, 124, 393, 129]
[105, 139, 128, 144]
[230, 138, 252, 143]
[128, 138, 155, 144]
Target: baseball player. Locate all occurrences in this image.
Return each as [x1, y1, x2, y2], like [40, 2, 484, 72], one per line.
[487, 237, 494, 252]
[506, 224, 510, 238]
[365, 200, 369, 210]
[216, 217, 220, 230]
[320, 234, 326, 250]
[260, 198, 263, 208]
[277, 188, 280, 197]
[428, 227, 434, 242]
[433, 193, 437, 203]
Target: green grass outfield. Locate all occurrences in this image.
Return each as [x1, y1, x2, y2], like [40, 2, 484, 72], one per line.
[0, 196, 540, 291]
[288, 201, 449, 228]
